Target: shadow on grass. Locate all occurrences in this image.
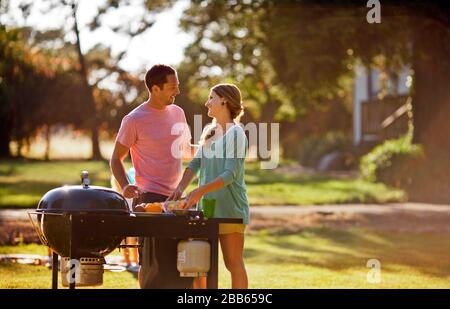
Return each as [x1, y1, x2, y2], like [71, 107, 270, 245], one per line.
[245, 227, 450, 279]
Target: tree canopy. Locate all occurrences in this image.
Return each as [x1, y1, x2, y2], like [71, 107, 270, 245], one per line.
[1, 0, 173, 158]
[178, 0, 449, 147]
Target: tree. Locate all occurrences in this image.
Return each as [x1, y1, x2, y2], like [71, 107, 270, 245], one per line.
[262, 2, 450, 201]
[0, 24, 94, 158]
[176, 1, 450, 202]
[178, 0, 355, 160]
[179, 0, 290, 123]
[179, 1, 449, 152]
[0, 26, 29, 158]
[1, 26, 57, 158]
[262, 2, 449, 153]
[0, 24, 150, 159]
[7, 0, 175, 159]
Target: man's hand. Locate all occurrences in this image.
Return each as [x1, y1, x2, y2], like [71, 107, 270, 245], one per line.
[122, 184, 141, 199]
[166, 187, 184, 201]
[185, 187, 205, 209]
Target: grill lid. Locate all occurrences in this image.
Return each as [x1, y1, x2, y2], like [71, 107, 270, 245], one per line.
[37, 170, 129, 214]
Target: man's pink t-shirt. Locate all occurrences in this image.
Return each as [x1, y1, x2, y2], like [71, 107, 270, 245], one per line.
[116, 102, 191, 196]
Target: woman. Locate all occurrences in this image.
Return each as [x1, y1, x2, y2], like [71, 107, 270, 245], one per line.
[168, 83, 249, 289]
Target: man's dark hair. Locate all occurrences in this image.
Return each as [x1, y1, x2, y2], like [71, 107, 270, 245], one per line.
[144, 64, 177, 92]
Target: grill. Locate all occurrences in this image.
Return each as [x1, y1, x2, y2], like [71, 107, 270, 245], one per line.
[29, 171, 130, 286]
[29, 171, 242, 289]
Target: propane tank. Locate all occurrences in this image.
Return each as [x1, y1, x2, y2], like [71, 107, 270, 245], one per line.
[177, 239, 210, 277]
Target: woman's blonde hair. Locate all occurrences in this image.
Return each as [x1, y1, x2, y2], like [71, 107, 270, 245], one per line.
[199, 83, 244, 146]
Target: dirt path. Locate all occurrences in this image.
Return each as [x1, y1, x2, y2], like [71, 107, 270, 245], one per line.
[251, 203, 450, 215]
[249, 203, 450, 233]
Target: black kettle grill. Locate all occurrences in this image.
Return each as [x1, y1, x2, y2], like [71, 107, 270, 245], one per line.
[28, 171, 244, 289]
[29, 171, 130, 286]
[33, 171, 129, 257]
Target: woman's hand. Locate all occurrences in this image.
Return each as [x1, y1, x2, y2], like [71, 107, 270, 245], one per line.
[166, 187, 184, 201]
[185, 187, 206, 209]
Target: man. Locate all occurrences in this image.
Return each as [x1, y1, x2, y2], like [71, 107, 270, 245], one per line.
[110, 64, 193, 288]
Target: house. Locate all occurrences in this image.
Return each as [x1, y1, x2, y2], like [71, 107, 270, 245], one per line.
[352, 63, 412, 150]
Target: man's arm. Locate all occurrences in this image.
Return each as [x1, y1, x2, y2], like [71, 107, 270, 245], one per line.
[110, 141, 140, 198]
[167, 167, 197, 201]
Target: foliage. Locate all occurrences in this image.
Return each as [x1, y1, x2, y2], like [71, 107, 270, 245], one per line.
[360, 133, 423, 183]
[258, 2, 446, 116]
[0, 26, 83, 157]
[1, 0, 175, 158]
[178, 2, 415, 115]
[178, 1, 450, 170]
[297, 131, 352, 168]
[179, 0, 288, 123]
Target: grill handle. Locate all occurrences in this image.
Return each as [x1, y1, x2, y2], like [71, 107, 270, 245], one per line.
[81, 170, 90, 188]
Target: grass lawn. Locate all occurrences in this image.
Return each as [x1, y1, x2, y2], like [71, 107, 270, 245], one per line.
[0, 159, 405, 208]
[1, 228, 449, 288]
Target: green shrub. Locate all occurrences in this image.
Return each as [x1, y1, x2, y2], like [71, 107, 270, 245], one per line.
[360, 133, 423, 183]
[298, 131, 352, 167]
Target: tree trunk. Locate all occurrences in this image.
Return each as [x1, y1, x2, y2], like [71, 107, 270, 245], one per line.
[72, 2, 102, 160]
[411, 18, 450, 151]
[44, 125, 51, 161]
[17, 139, 24, 158]
[0, 122, 12, 158]
[408, 17, 450, 203]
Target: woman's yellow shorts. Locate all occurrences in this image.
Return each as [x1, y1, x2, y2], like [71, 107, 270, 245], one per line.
[219, 223, 247, 235]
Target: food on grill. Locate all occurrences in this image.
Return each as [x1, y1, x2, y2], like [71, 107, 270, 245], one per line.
[134, 204, 145, 212]
[165, 199, 187, 212]
[144, 202, 163, 213]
